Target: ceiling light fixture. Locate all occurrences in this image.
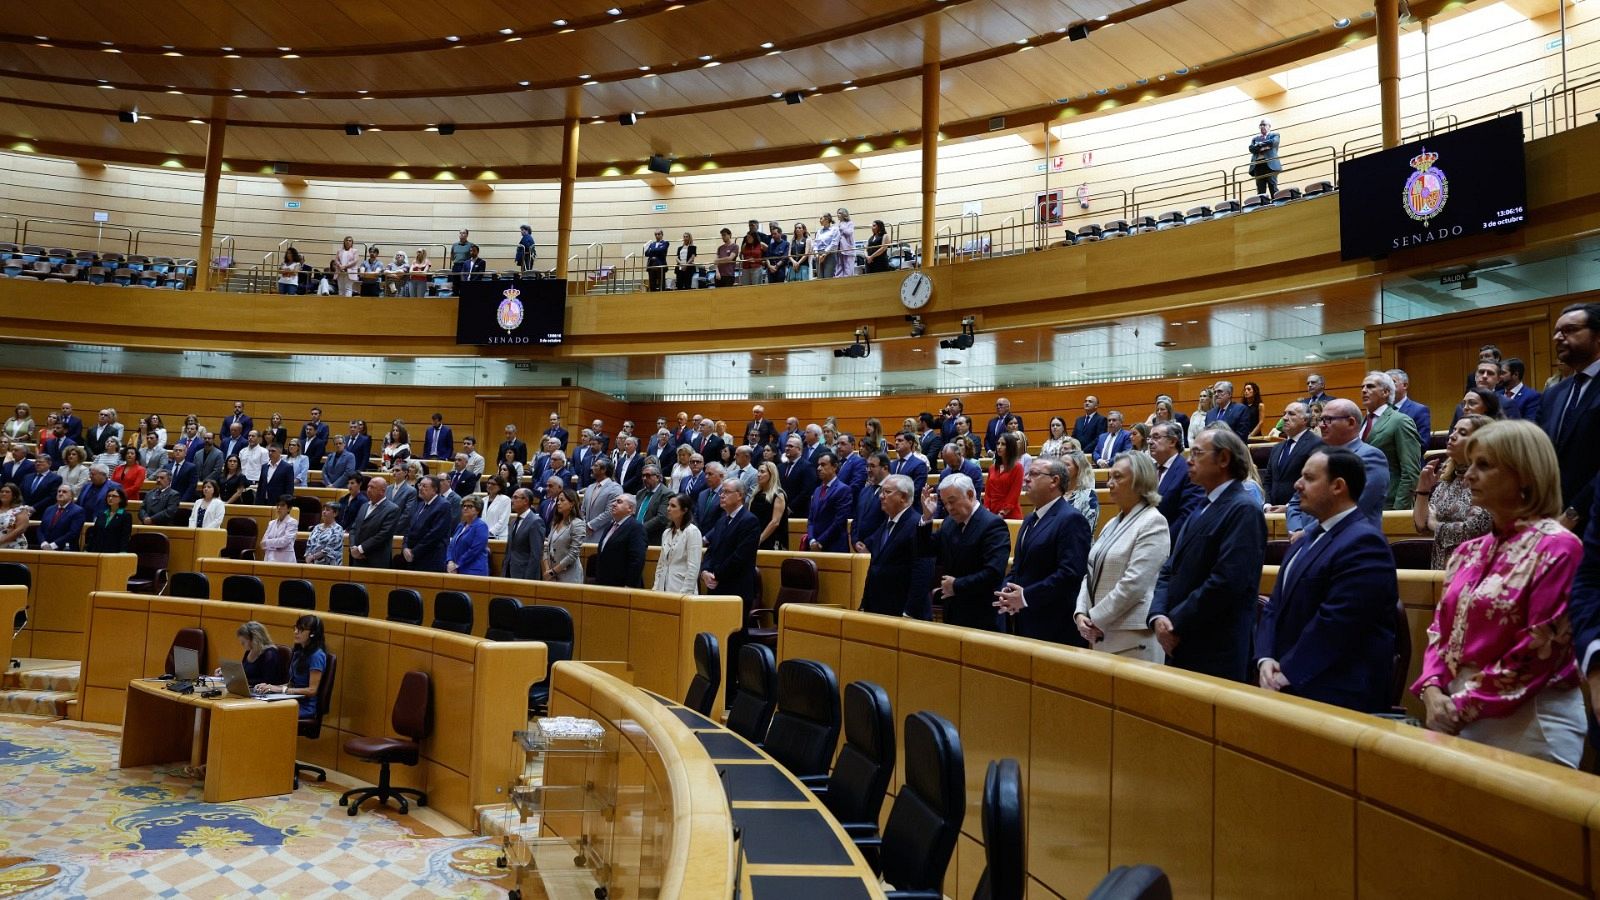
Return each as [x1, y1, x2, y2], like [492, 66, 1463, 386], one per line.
[760, 41, 774, 49]
[445, 35, 460, 42]
[553, 19, 567, 26]
[499, 27, 515, 34]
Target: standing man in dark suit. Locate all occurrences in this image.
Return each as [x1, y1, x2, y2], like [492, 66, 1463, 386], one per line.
[932, 444, 984, 518]
[916, 473, 1011, 631]
[694, 464, 726, 531]
[300, 407, 330, 468]
[498, 423, 528, 466]
[402, 476, 450, 572]
[542, 413, 569, 455]
[985, 397, 1024, 455]
[993, 456, 1091, 646]
[747, 405, 777, 453]
[1498, 358, 1543, 421]
[501, 488, 546, 580]
[887, 433, 929, 486]
[633, 465, 673, 545]
[166, 444, 198, 502]
[139, 470, 182, 526]
[345, 421, 372, 469]
[591, 495, 647, 587]
[57, 402, 83, 442]
[447, 454, 480, 497]
[1262, 402, 1321, 509]
[1255, 449, 1397, 711]
[219, 423, 248, 460]
[1072, 396, 1107, 450]
[700, 479, 761, 606]
[850, 453, 889, 548]
[1, 446, 31, 486]
[220, 401, 253, 444]
[1303, 373, 1333, 406]
[84, 409, 117, 457]
[804, 452, 853, 553]
[19, 456, 61, 509]
[256, 444, 295, 506]
[1248, 118, 1282, 197]
[191, 433, 224, 493]
[36, 484, 85, 550]
[1152, 419, 1203, 538]
[1090, 411, 1133, 468]
[321, 436, 357, 490]
[833, 434, 866, 502]
[349, 477, 400, 568]
[422, 413, 454, 462]
[1542, 303, 1600, 532]
[692, 420, 725, 470]
[613, 436, 645, 495]
[1148, 428, 1268, 681]
[1388, 369, 1432, 460]
[778, 437, 817, 519]
[1205, 381, 1252, 442]
[857, 474, 918, 616]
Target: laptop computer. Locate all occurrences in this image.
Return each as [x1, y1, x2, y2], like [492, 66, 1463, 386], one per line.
[219, 659, 254, 698]
[172, 646, 199, 682]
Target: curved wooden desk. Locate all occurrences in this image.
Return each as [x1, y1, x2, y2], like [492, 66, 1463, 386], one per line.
[778, 604, 1600, 900]
[0, 549, 138, 660]
[548, 661, 885, 900]
[81, 591, 547, 830]
[120, 677, 298, 803]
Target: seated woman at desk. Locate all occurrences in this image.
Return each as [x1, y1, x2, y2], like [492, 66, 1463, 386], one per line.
[215, 621, 283, 684]
[84, 487, 131, 553]
[256, 614, 327, 719]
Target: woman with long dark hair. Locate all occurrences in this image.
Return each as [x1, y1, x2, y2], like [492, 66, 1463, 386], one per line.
[258, 614, 328, 720]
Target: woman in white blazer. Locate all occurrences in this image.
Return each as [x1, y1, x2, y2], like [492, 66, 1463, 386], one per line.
[1074, 451, 1170, 662]
[652, 494, 703, 594]
[188, 479, 227, 528]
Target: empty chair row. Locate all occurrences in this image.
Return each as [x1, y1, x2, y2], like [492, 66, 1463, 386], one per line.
[1062, 180, 1336, 246]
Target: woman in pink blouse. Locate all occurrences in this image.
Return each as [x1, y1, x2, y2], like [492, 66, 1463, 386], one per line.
[1411, 419, 1585, 767]
[260, 497, 301, 564]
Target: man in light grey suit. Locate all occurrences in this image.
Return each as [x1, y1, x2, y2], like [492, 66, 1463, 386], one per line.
[501, 488, 546, 580]
[580, 457, 621, 535]
[350, 476, 401, 568]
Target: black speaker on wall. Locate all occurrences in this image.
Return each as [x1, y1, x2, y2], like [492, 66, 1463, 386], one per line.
[647, 154, 673, 174]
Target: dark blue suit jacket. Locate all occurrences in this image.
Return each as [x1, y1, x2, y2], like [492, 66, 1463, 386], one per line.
[701, 506, 761, 605]
[1206, 403, 1252, 441]
[168, 460, 198, 502]
[1501, 387, 1543, 422]
[404, 497, 451, 572]
[1155, 455, 1204, 544]
[860, 513, 917, 616]
[592, 516, 647, 587]
[1149, 481, 1267, 681]
[346, 433, 373, 467]
[543, 426, 570, 454]
[806, 478, 854, 552]
[851, 483, 886, 548]
[1262, 433, 1321, 507]
[301, 421, 330, 464]
[1539, 371, 1600, 529]
[933, 459, 984, 518]
[221, 413, 254, 439]
[778, 458, 817, 518]
[984, 415, 1024, 453]
[836, 454, 866, 501]
[422, 425, 454, 460]
[1089, 429, 1132, 466]
[0, 458, 30, 486]
[36, 502, 86, 550]
[59, 414, 83, 442]
[1006, 499, 1091, 645]
[19, 470, 60, 509]
[77, 479, 112, 519]
[1072, 413, 1106, 449]
[1397, 397, 1432, 450]
[917, 507, 1011, 632]
[887, 455, 928, 486]
[1569, 477, 1600, 674]
[256, 460, 295, 506]
[336, 491, 368, 532]
[1255, 511, 1397, 711]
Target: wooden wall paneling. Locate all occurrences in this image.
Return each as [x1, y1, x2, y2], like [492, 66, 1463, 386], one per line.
[1213, 749, 1356, 898]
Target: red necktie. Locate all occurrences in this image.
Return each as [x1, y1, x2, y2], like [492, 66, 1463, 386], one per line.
[1361, 413, 1376, 441]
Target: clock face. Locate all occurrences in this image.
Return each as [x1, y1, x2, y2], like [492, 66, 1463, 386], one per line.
[900, 272, 932, 309]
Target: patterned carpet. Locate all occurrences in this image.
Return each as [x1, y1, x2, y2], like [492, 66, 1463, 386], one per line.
[0, 716, 521, 898]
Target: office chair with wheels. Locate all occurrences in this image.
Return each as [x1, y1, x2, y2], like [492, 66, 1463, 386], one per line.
[681, 632, 720, 716]
[724, 644, 778, 746]
[221, 574, 266, 605]
[329, 582, 369, 617]
[1087, 865, 1172, 900]
[866, 711, 965, 897]
[340, 670, 431, 815]
[167, 571, 210, 599]
[431, 591, 473, 634]
[278, 579, 316, 610]
[485, 597, 523, 641]
[820, 681, 895, 847]
[386, 589, 423, 625]
[763, 658, 841, 787]
[517, 605, 573, 713]
[124, 532, 170, 595]
[293, 653, 339, 788]
[973, 758, 1025, 900]
[746, 558, 818, 650]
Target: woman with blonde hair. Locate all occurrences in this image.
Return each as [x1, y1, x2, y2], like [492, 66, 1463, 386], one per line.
[1188, 388, 1213, 447]
[1075, 451, 1169, 660]
[750, 460, 789, 550]
[405, 248, 431, 297]
[1064, 448, 1099, 533]
[834, 207, 856, 276]
[1412, 420, 1585, 766]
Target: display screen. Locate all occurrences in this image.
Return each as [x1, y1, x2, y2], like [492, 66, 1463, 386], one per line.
[454, 277, 566, 345]
[1337, 113, 1526, 260]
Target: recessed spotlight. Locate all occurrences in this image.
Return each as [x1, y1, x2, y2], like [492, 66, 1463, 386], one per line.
[766, 49, 780, 55]
[1012, 339, 1026, 344]
[277, 46, 292, 51]
[224, 53, 241, 58]
[519, 80, 530, 86]
[187, 119, 204, 125]
[445, 35, 459, 42]
[643, 72, 656, 78]
[505, 36, 521, 42]
[842, 80, 852, 85]
[220, 46, 233, 51]
[912, 347, 924, 352]
[102, 47, 120, 53]
[1335, 17, 1351, 27]
[499, 27, 515, 34]
[282, 53, 299, 58]
[771, 92, 783, 98]
[97, 83, 115, 89]
[295, 89, 306, 94]
[578, 74, 590, 80]
[552, 19, 567, 26]
[1095, 14, 1107, 20]
[607, 7, 622, 14]
[1015, 38, 1028, 44]
[638, 65, 650, 71]
[356, 89, 368, 94]
[33, 35, 47, 40]
[1056, 27, 1067, 33]
[584, 80, 598, 86]
[167, 89, 183, 95]
[699, 54, 713, 60]
[702, 60, 719, 67]
[760, 41, 774, 49]
[1181, 362, 1194, 368]
[844, 85, 858, 90]
[1311, 302, 1324, 308]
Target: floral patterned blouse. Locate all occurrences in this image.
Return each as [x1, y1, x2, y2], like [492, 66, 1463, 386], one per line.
[1411, 518, 1580, 724]
[1428, 476, 1492, 570]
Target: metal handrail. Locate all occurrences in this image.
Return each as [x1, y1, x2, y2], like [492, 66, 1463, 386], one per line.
[132, 228, 202, 256]
[0, 214, 19, 243]
[20, 217, 134, 253]
[1129, 170, 1230, 219]
[1228, 145, 1338, 202]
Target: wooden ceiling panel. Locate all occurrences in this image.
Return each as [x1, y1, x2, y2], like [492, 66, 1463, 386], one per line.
[1126, 8, 1235, 68]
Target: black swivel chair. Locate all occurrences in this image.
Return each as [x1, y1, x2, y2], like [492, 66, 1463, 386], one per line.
[340, 670, 431, 816]
[1087, 865, 1172, 900]
[221, 574, 266, 605]
[329, 582, 369, 617]
[167, 571, 210, 599]
[431, 591, 473, 634]
[820, 681, 895, 846]
[518, 605, 573, 713]
[386, 589, 424, 625]
[485, 597, 523, 641]
[681, 632, 721, 716]
[294, 652, 339, 788]
[1, 562, 31, 670]
[278, 579, 316, 610]
[763, 658, 841, 786]
[973, 758, 1025, 900]
[724, 644, 778, 746]
[865, 711, 965, 897]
